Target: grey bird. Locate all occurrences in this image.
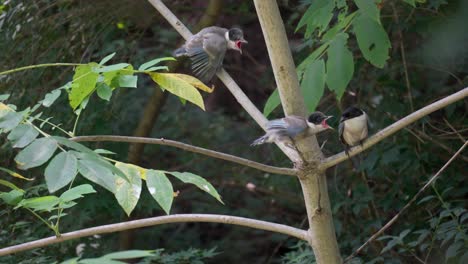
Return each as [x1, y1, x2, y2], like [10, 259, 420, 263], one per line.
[174, 26, 247, 83]
[251, 112, 333, 146]
[339, 106, 369, 155]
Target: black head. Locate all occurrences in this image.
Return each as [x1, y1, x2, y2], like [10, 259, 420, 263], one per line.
[340, 106, 364, 122]
[308, 112, 327, 125]
[228, 28, 244, 41]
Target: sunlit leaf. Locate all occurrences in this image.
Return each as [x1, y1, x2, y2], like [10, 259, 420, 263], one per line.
[0, 166, 33, 181]
[45, 152, 78, 193]
[326, 33, 354, 100]
[114, 162, 142, 216]
[118, 75, 138, 88]
[138, 57, 175, 70]
[69, 63, 99, 110]
[353, 12, 390, 68]
[7, 124, 39, 148]
[149, 73, 205, 110]
[301, 59, 326, 112]
[102, 250, 155, 259]
[0, 179, 23, 191]
[0, 94, 10, 101]
[146, 170, 173, 214]
[168, 74, 214, 93]
[169, 171, 223, 204]
[15, 137, 58, 170]
[97, 63, 130, 73]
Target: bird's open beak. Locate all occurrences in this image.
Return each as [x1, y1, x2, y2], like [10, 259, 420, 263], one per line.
[240, 38, 248, 44]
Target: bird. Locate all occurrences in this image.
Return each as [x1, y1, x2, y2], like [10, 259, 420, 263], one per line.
[173, 26, 247, 83]
[339, 106, 369, 155]
[251, 112, 333, 147]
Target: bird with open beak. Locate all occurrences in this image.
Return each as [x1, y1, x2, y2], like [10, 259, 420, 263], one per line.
[251, 112, 333, 147]
[173, 26, 247, 83]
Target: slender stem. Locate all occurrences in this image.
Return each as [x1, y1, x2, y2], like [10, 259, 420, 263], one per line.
[25, 208, 56, 233]
[344, 141, 468, 262]
[34, 117, 73, 137]
[72, 110, 81, 136]
[70, 135, 298, 176]
[321, 87, 468, 170]
[0, 63, 83, 76]
[0, 214, 308, 256]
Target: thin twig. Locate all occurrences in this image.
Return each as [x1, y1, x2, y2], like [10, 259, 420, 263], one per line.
[0, 63, 83, 76]
[344, 141, 468, 262]
[70, 135, 298, 176]
[321, 87, 468, 170]
[443, 118, 466, 143]
[0, 214, 308, 256]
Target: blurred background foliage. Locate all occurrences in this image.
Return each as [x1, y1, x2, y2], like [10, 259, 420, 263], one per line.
[0, 0, 467, 263]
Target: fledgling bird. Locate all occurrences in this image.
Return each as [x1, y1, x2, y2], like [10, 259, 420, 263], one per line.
[251, 112, 333, 146]
[339, 106, 369, 155]
[173, 26, 247, 83]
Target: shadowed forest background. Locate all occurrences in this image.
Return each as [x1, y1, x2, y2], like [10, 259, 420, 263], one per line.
[0, 0, 467, 263]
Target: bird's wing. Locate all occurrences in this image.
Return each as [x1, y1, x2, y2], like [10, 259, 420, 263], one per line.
[184, 33, 226, 83]
[338, 122, 346, 145]
[283, 116, 307, 137]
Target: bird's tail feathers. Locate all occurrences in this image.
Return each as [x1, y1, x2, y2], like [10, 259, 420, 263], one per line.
[251, 135, 268, 146]
[173, 47, 187, 57]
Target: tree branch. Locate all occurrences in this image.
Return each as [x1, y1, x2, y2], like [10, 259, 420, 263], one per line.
[71, 135, 298, 176]
[321, 87, 468, 169]
[145, 0, 298, 160]
[0, 214, 308, 256]
[344, 140, 468, 262]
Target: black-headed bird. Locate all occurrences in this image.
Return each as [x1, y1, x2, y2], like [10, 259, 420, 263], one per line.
[339, 106, 369, 155]
[251, 112, 333, 147]
[174, 26, 247, 83]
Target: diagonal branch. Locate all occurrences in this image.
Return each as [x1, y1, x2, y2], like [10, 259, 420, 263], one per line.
[71, 135, 298, 176]
[0, 214, 308, 256]
[145, 0, 298, 160]
[321, 87, 468, 169]
[344, 140, 468, 262]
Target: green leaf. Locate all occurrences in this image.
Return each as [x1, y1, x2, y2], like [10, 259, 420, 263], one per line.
[0, 190, 24, 205]
[144, 66, 169, 72]
[93, 149, 116, 155]
[114, 162, 142, 216]
[78, 159, 117, 193]
[96, 83, 112, 101]
[296, 0, 334, 37]
[149, 73, 205, 110]
[0, 179, 23, 191]
[301, 59, 326, 112]
[7, 124, 39, 148]
[99, 52, 116, 65]
[146, 170, 173, 214]
[353, 13, 391, 68]
[42, 89, 61, 107]
[45, 152, 78, 193]
[138, 57, 175, 70]
[15, 137, 58, 170]
[60, 184, 96, 202]
[80, 259, 125, 264]
[322, 11, 358, 42]
[297, 43, 329, 74]
[263, 89, 281, 117]
[118, 75, 138, 88]
[0, 111, 23, 132]
[326, 33, 354, 99]
[17, 196, 60, 212]
[69, 63, 99, 110]
[169, 172, 223, 204]
[102, 250, 155, 259]
[403, 0, 416, 7]
[97, 63, 130, 72]
[0, 166, 33, 181]
[0, 94, 10, 101]
[354, 0, 380, 22]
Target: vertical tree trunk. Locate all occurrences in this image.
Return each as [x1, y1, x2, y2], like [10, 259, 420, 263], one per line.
[253, 1, 341, 262]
